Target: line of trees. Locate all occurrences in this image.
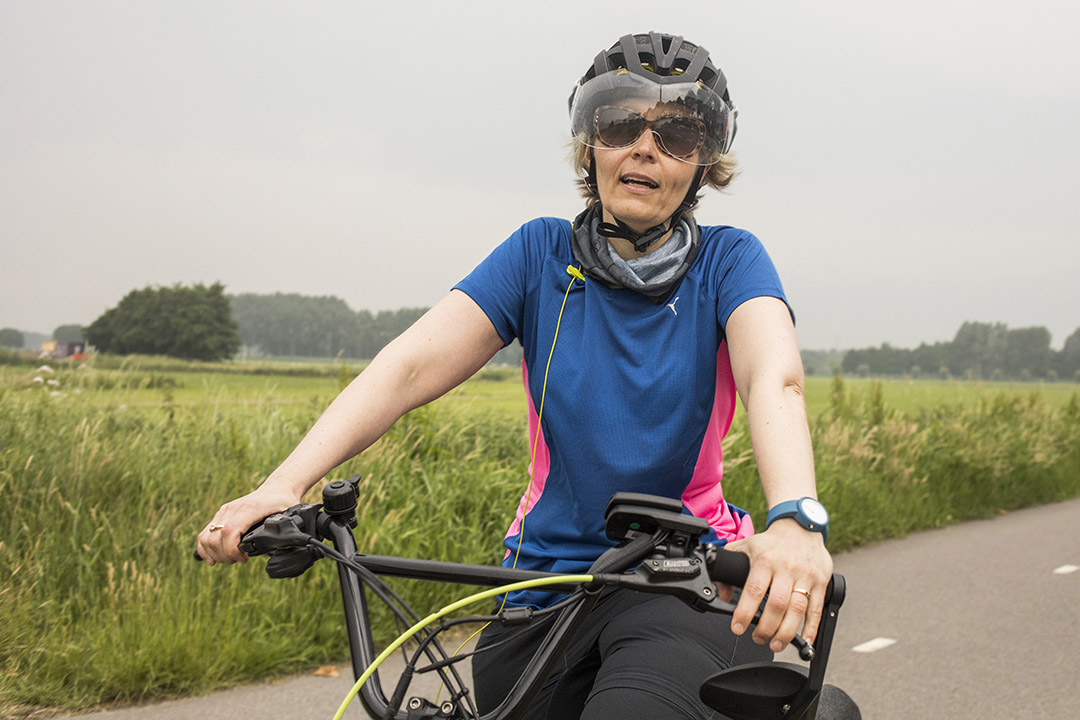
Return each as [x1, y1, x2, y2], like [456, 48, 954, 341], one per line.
[841, 321, 1080, 382]
[229, 293, 524, 365]
[229, 293, 428, 359]
[0, 325, 86, 353]
[53, 286, 1078, 380]
[41, 287, 523, 365]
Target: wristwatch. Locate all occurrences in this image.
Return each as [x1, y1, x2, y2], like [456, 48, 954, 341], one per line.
[765, 497, 829, 541]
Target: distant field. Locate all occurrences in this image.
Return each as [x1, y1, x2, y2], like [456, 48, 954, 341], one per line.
[4, 358, 1078, 422]
[5, 355, 1080, 434]
[444, 371, 1080, 422]
[801, 375, 1080, 416]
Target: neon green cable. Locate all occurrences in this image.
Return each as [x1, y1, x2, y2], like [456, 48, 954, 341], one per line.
[331, 574, 593, 720]
[513, 264, 583, 569]
[428, 264, 586, 705]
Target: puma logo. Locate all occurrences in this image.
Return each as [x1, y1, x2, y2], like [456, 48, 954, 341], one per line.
[666, 297, 679, 316]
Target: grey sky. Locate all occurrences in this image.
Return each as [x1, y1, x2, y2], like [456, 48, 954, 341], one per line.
[2, 0, 1078, 350]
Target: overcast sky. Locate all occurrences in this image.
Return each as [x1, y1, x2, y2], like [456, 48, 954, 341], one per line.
[2, 0, 1078, 350]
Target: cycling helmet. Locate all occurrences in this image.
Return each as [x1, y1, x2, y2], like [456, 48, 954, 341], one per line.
[569, 32, 737, 165]
[568, 33, 737, 252]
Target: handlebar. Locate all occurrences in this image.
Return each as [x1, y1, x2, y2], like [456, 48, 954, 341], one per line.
[707, 542, 750, 586]
[198, 479, 847, 720]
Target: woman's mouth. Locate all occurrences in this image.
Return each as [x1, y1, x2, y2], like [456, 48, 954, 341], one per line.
[620, 173, 659, 189]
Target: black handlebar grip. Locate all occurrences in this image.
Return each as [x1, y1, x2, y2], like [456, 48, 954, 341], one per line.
[707, 548, 750, 587]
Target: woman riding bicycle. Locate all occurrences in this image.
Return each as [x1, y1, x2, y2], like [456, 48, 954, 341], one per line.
[198, 32, 856, 719]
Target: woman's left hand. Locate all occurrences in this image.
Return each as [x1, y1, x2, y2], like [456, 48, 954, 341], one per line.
[721, 520, 833, 652]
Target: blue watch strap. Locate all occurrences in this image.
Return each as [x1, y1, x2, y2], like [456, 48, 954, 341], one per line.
[765, 500, 802, 528]
[765, 497, 829, 541]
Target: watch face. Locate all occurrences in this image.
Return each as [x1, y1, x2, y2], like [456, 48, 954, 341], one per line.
[799, 498, 829, 524]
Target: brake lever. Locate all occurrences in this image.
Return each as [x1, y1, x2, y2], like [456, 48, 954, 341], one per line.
[239, 503, 321, 555]
[695, 594, 815, 661]
[192, 503, 320, 562]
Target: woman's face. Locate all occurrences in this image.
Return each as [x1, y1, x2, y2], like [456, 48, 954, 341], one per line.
[592, 102, 702, 239]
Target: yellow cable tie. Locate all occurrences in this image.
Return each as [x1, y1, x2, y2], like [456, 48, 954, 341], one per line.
[566, 265, 585, 283]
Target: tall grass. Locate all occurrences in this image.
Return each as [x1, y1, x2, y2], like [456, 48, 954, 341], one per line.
[0, 377, 527, 713]
[1, 368, 1078, 712]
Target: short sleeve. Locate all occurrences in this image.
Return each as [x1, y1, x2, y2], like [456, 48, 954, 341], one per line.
[710, 230, 793, 329]
[453, 219, 556, 345]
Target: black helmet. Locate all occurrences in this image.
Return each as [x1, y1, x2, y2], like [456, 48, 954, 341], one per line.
[569, 32, 737, 164]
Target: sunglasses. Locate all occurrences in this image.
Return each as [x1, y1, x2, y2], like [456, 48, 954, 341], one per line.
[593, 105, 707, 160]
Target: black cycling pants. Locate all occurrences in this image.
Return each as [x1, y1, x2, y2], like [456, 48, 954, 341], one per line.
[471, 588, 774, 720]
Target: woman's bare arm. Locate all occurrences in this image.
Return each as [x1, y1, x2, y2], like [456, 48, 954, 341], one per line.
[197, 289, 505, 564]
[723, 296, 833, 651]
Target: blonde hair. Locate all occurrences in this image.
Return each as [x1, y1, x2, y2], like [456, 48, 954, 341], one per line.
[569, 139, 739, 210]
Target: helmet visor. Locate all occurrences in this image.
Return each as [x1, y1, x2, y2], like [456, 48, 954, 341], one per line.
[569, 72, 733, 165]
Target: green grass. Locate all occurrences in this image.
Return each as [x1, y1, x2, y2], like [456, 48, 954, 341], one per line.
[801, 375, 1080, 416]
[0, 380, 528, 713]
[1, 358, 1078, 714]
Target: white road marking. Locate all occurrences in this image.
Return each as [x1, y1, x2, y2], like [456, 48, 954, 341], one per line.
[853, 637, 897, 653]
[1053, 564, 1078, 575]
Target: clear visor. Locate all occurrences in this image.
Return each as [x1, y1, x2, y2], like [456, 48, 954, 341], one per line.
[569, 72, 733, 166]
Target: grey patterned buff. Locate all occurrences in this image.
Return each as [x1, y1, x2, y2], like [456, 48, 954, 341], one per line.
[570, 206, 700, 304]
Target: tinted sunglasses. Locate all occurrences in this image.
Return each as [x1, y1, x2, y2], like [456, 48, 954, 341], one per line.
[593, 105, 707, 160]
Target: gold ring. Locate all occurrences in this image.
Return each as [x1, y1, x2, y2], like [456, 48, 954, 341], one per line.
[792, 587, 812, 601]
[208, 523, 225, 532]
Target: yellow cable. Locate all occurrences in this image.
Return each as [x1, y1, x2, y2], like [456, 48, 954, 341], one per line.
[515, 264, 582, 568]
[331, 574, 594, 720]
[437, 264, 585, 698]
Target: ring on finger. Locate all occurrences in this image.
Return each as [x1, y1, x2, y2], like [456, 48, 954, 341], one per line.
[208, 523, 225, 532]
[792, 587, 812, 601]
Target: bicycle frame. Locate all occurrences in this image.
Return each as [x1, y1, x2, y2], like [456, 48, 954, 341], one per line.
[325, 519, 609, 720]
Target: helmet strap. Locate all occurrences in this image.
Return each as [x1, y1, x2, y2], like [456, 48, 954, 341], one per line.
[592, 159, 707, 254]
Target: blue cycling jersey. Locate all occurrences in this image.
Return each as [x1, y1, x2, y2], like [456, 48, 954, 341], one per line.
[454, 216, 788, 607]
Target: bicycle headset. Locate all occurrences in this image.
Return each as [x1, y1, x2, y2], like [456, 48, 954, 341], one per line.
[567, 32, 738, 253]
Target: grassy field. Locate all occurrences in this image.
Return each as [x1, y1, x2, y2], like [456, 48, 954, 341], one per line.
[7, 353, 1076, 419]
[441, 368, 1080, 424]
[1, 355, 1079, 714]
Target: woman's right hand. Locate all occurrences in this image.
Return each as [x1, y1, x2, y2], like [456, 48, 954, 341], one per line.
[196, 484, 305, 565]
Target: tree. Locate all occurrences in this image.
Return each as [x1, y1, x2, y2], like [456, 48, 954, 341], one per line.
[1056, 327, 1080, 379]
[1003, 326, 1051, 379]
[86, 283, 241, 361]
[53, 324, 84, 343]
[228, 293, 432, 359]
[0, 328, 24, 349]
[949, 321, 1008, 379]
[230, 293, 368, 358]
[801, 349, 845, 377]
[370, 308, 428, 355]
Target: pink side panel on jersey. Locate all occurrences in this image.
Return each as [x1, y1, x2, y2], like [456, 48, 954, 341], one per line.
[502, 361, 550, 556]
[681, 341, 756, 541]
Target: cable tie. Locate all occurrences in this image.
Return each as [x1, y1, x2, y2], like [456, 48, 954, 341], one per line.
[499, 606, 535, 626]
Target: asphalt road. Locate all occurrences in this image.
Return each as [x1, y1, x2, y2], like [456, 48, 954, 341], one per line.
[53, 496, 1080, 719]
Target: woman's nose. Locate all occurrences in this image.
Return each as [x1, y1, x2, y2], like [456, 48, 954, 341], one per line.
[631, 127, 662, 159]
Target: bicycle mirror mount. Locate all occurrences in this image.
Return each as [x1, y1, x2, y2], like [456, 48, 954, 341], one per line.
[604, 491, 710, 553]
